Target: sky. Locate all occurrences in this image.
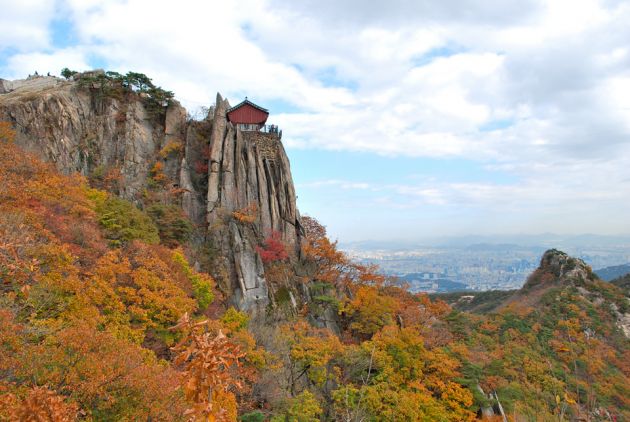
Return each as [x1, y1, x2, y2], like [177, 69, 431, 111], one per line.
[1, 0, 630, 242]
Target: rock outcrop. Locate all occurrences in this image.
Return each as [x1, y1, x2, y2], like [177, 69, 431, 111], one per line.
[0, 75, 303, 312]
[495, 249, 594, 311]
[522, 248, 592, 289]
[498, 250, 630, 337]
[201, 93, 302, 310]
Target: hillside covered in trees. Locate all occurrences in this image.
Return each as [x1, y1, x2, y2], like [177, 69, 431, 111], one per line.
[1, 73, 629, 421]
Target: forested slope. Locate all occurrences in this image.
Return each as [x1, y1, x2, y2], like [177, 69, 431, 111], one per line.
[1, 76, 629, 420]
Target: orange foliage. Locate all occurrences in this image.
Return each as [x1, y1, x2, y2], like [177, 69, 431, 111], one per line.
[0, 310, 23, 376]
[150, 161, 168, 185]
[302, 217, 391, 292]
[0, 142, 234, 420]
[171, 313, 245, 421]
[232, 203, 258, 224]
[0, 141, 106, 271]
[0, 386, 79, 421]
[342, 285, 398, 338]
[5, 318, 185, 420]
[301, 215, 327, 241]
[0, 121, 16, 143]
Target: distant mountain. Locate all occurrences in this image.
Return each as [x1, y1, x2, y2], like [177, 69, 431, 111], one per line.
[595, 263, 630, 281]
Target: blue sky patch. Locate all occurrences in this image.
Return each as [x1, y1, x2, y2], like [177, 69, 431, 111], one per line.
[479, 119, 515, 132]
[411, 44, 466, 67]
[50, 19, 77, 50]
[315, 66, 358, 90]
[286, 149, 518, 186]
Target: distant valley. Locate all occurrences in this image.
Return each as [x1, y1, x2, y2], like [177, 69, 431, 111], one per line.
[342, 234, 630, 292]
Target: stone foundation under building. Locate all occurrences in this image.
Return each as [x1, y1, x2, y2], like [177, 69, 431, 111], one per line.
[242, 131, 281, 162]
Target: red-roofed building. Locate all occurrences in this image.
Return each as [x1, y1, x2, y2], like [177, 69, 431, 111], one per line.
[227, 98, 269, 131]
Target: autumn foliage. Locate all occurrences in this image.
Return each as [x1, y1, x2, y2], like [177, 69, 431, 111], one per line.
[0, 140, 248, 421]
[171, 313, 245, 421]
[0, 386, 79, 421]
[256, 231, 289, 264]
[233, 202, 258, 224]
[1, 131, 628, 421]
[0, 121, 15, 143]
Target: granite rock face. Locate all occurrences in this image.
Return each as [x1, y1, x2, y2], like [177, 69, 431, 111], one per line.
[0, 75, 303, 311]
[0, 76, 163, 200]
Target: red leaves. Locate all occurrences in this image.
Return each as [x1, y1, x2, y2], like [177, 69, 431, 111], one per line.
[256, 231, 288, 264]
[194, 145, 211, 175]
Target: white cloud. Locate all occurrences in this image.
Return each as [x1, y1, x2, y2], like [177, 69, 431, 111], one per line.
[0, 0, 56, 52]
[3, 48, 91, 79]
[56, 0, 356, 113]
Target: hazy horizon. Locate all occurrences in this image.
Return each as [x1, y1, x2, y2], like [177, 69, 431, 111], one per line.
[338, 232, 630, 248]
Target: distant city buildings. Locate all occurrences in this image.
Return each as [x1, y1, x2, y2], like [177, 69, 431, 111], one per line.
[344, 242, 630, 292]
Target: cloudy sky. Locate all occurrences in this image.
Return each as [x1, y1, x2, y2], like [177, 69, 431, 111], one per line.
[1, 0, 629, 242]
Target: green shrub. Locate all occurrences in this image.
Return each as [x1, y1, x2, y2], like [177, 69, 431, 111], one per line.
[88, 190, 159, 247]
[172, 251, 215, 310]
[146, 204, 193, 246]
[61, 67, 78, 79]
[75, 70, 174, 119]
[221, 307, 249, 332]
[275, 286, 291, 305]
[240, 411, 265, 422]
[192, 277, 214, 309]
[313, 295, 339, 308]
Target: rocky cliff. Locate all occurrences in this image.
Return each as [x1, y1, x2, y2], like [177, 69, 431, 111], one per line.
[0, 73, 303, 311]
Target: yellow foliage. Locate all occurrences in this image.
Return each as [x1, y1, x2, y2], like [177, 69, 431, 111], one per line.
[343, 286, 398, 338]
[286, 390, 322, 422]
[232, 202, 258, 224]
[221, 307, 250, 332]
[281, 321, 342, 386]
[159, 138, 184, 158]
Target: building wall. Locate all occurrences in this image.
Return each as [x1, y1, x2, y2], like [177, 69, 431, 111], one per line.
[227, 104, 268, 125]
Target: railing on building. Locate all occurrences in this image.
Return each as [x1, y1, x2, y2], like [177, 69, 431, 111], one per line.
[236, 123, 282, 139]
